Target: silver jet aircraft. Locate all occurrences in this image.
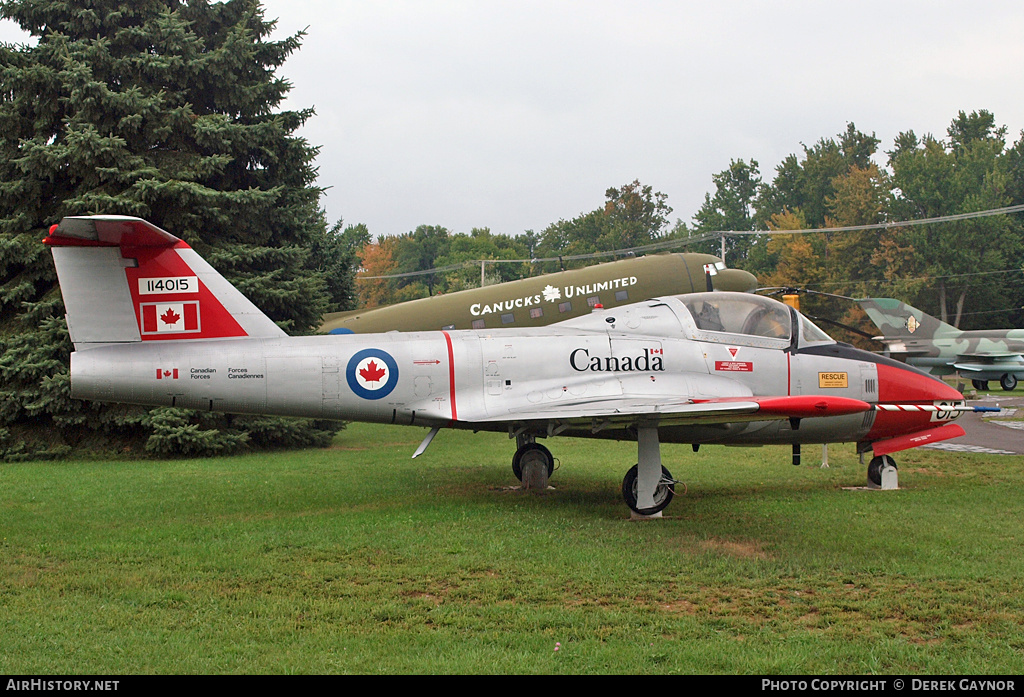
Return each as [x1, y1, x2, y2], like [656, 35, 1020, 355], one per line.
[47, 216, 978, 515]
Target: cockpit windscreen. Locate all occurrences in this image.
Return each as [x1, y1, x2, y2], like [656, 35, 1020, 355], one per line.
[679, 294, 791, 340]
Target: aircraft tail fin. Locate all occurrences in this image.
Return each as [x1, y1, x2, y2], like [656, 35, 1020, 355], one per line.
[45, 216, 286, 350]
[858, 298, 960, 339]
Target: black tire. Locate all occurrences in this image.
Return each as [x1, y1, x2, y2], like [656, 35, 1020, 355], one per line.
[512, 442, 553, 481]
[867, 455, 896, 486]
[972, 379, 989, 391]
[621, 464, 675, 515]
[1000, 374, 1017, 391]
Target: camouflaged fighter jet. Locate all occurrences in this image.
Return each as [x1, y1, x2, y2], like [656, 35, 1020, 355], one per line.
[320, 252, 758, 334]
[860, 298, 1024, 392]
[46, 216, 982, 515]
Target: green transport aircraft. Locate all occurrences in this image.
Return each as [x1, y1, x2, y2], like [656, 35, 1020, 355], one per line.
[859, 297, 1024, 391]
[320, 253, 758, 334]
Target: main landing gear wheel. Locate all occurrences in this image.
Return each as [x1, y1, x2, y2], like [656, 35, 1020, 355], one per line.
[512, 442, 554, 482]
[1000, 374, 1017, 391]
[621, 464, 675, 516]
[867, 455, 897, 487]
[972, 379, 989, 391]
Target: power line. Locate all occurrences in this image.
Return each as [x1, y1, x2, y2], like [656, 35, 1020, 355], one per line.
[805, 267, 1024, 292]
[725, 203, 1024, 235]
[355, 232, 727, 280]
[957, 307, 1024, 318]
[356, 204, 1024, 280]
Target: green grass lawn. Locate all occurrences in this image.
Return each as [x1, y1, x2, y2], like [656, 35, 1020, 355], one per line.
[2, 422, 1023, 674]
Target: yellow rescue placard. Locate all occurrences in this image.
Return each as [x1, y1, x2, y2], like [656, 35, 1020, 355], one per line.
[818, 372, 849, 388]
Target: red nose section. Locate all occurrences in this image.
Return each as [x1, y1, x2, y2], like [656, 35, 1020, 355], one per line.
[876, 363, 963, 403]
[867, 363, 965, 442]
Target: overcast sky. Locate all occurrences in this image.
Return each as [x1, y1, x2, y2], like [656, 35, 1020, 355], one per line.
[3, 1, 1024, 238]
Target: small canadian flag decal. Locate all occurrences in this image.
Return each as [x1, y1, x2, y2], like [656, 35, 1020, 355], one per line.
[141, 302, 201, 334]
[156, 368, 179, 380]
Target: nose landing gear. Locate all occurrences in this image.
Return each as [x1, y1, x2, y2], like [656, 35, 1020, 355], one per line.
[867, 454, 899, 489]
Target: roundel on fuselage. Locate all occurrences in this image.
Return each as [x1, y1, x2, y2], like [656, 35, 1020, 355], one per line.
[346, 348, 399, 400]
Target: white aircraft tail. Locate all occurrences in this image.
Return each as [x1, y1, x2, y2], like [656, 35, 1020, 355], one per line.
[45, 216, 286, 350]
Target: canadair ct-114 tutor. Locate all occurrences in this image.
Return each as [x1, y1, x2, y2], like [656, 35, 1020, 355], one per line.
[46, 216, 988, 515]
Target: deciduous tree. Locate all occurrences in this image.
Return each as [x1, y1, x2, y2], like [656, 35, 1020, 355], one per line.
[882, 111, 1019, 327]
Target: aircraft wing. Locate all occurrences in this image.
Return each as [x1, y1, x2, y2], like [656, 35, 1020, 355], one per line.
[472, 394, 872, 428]
[955, 351, 1024, 360]
[952, 352, 1024, 372]
[870, 338, 933, 358]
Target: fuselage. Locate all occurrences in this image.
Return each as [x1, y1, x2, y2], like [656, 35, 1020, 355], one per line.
[72, 293, 964, 449]
[893, 331, 1024, 381]
[321, 253, 757, 334]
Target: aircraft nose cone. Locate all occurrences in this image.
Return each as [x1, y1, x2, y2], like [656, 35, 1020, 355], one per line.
[876, 362, 964, 403]
[867, 360, 965, 443]
[712, 268, 758, 293]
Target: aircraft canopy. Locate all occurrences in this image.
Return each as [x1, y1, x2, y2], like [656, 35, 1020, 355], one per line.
[679, 293, 793, 340]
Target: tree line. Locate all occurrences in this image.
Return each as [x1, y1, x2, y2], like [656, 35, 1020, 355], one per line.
[683, 115, 1024, 339]
[2, 1, 1022, 460]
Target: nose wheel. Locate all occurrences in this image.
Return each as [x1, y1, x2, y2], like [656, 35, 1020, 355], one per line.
[867, 454, 898, 489]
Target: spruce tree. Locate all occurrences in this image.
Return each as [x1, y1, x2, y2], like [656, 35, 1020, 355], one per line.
[0, 0, 343, 459]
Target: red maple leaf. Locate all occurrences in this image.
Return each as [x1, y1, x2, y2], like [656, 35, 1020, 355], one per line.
[160, 307, 180, 325]
[359, 360, 386, 383]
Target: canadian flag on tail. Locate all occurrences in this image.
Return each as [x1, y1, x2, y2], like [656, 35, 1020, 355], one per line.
[141, 302, 200, 334]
